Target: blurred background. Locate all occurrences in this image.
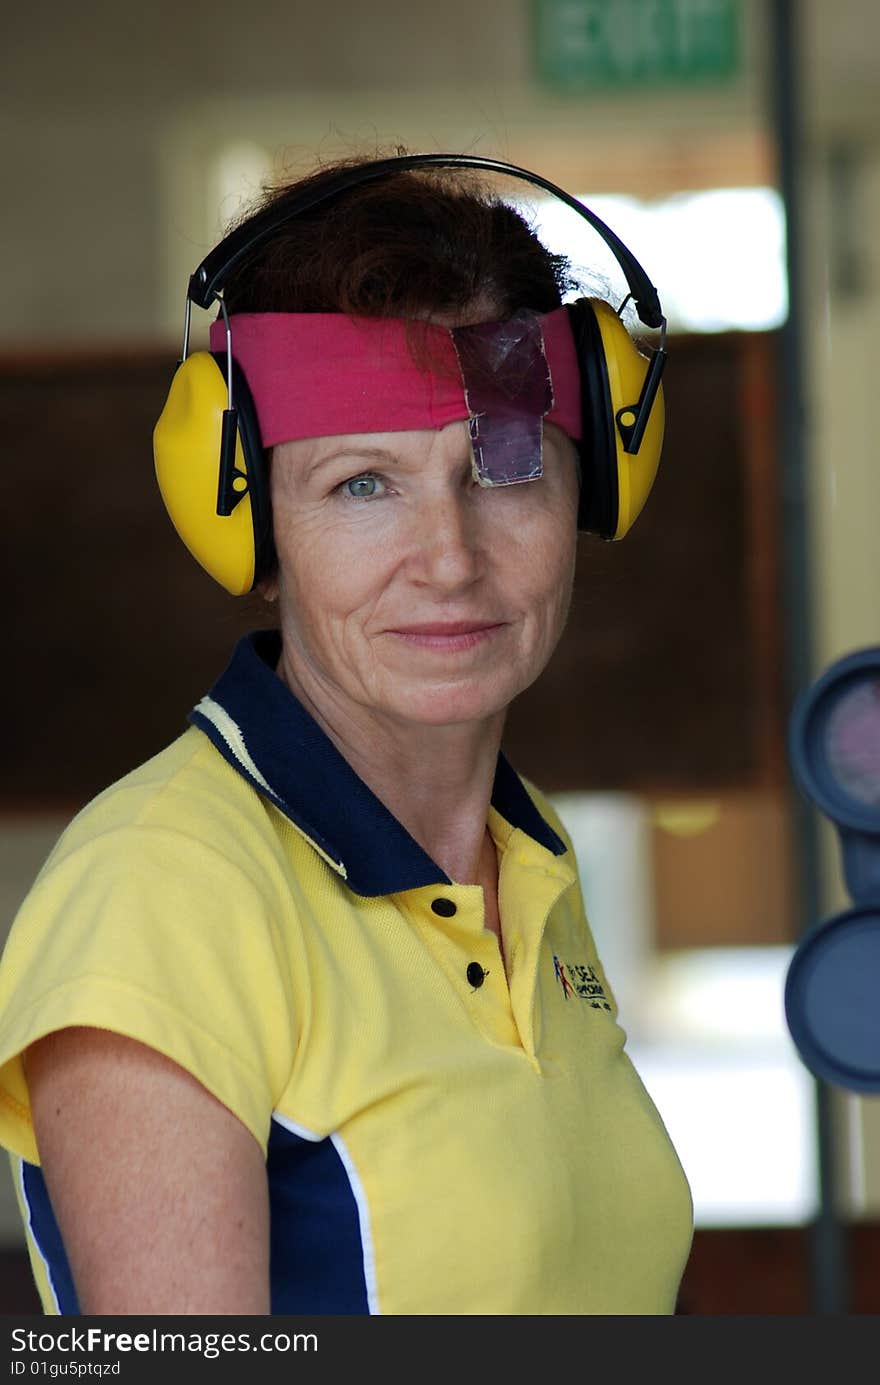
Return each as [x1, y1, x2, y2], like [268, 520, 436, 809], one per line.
[1, 0, 878, 1313]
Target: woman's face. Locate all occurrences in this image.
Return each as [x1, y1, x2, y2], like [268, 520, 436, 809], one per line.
[266, 419, 579, 730]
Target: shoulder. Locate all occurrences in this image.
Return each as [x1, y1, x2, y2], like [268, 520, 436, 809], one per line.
[25, 726, 297, 923]
[10, 725, 294, 981]
[43, 726, 271, 877]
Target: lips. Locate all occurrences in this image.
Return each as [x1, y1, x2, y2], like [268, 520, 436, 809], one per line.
[389, 621, 502, 636]
[385, 620, 506, 651]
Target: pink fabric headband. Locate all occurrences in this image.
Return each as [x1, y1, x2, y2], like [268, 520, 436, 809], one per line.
[207, 308, 582, 449]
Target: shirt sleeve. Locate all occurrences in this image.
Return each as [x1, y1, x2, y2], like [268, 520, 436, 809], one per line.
[0, 824, 297, 1163]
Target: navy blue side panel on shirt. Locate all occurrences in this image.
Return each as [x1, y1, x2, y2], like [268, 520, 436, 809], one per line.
[21, 1161, 80, 1314]
[267, 1120, 370, 1314]
[23, 1133, 370, 1316]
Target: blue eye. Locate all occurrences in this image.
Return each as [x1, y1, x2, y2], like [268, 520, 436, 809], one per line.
[344, 474, 382, 499]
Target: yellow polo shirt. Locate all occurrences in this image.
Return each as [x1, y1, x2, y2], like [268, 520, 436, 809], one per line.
[0, 629, 693, 1314]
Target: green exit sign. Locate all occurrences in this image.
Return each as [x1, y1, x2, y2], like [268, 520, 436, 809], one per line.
[533, 0, 741, 90]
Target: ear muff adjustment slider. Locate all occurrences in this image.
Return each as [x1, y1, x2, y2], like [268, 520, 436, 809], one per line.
[615, 324, 667, 456]
[217, 408, 250, 516]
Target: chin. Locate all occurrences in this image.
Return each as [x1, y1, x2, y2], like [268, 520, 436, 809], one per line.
[381, 677, 520, 729]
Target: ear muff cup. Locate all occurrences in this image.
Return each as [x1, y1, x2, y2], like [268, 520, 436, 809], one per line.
[567, 297, 665, 541]
[153, 352, 273, 595]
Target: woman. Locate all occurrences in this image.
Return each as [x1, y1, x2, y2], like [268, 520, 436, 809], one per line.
[0, 152, 693, 1314]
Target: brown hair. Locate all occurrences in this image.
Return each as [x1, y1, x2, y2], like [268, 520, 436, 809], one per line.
[221, 153, 576, 322]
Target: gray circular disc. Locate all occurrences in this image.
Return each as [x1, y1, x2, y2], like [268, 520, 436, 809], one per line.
[785, 906, 880, 1093]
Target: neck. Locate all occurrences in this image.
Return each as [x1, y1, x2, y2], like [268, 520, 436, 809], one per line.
[275, 647, 504, 886]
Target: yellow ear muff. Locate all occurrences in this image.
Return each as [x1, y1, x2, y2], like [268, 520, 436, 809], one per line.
[591, 298, 665, 540]
[153, 352, 257, 596]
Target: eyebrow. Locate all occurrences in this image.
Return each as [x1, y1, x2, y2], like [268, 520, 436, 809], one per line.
[304, 445, 402, 482]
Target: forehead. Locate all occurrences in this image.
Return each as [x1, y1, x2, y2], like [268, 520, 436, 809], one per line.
[272, 420, 575, 478]
[272, 421, 472, 474]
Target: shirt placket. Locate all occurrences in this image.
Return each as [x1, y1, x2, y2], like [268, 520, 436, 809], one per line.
[398, 851, 574, 1062]
[497, 837, 576, 1059]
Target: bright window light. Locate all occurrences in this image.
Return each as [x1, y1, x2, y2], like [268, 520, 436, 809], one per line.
[524, 186, 788, 333]
[630, 946, 819, 1227]
[209, 140, 274, 240]
[630, 1036, 819, 1227]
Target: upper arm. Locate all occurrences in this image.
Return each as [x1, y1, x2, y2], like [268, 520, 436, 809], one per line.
[25, 1027, 271, 1315]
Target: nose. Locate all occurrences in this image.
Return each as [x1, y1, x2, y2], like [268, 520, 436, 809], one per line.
[410, 486, 485, 594]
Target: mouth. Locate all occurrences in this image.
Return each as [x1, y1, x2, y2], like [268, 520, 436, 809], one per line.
[385, 621, 507, 652]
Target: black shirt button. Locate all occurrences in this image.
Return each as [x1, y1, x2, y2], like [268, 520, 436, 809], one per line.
[466, 962, 486, 988]
[431, 898, 457, 917]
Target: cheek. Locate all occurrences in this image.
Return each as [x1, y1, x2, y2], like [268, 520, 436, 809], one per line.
[271, 504, 337, 620]
[508, 501, 578, 616]
[273, 507, 397, 639]
[282, 537, 355, 623]
[538, 542, 577, 641]
[498, 520, 575, 696]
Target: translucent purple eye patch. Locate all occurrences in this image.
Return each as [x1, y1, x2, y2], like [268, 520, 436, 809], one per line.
[451, 311, 555, 486]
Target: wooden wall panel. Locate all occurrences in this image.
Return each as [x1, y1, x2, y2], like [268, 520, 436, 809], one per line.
[1, 352, 259, 811]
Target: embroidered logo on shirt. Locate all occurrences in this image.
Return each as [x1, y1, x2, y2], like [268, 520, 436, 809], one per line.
[553, 954, 611, 1010]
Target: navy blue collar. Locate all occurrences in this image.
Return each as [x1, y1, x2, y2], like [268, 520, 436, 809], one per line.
[188, 629, 566, 897]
